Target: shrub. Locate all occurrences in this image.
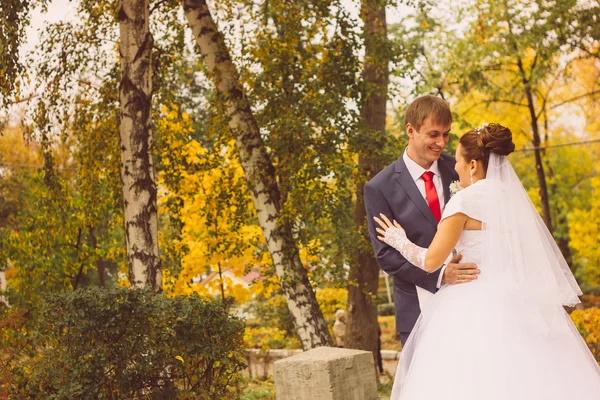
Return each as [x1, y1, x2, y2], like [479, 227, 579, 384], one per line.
[570, 307, 600, 362]
[244, 293, 296, 335]
[377, 303, 395, 317]
[5, 288, 246, 399]
[1, 307, 32, 400]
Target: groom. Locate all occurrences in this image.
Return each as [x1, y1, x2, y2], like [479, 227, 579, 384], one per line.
[364, 95, 480, 345]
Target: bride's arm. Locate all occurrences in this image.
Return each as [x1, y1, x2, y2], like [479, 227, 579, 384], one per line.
[374, 213, 467, 273]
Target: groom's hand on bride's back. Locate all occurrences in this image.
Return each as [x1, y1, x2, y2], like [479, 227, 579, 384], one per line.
[442, 254, 480, 285]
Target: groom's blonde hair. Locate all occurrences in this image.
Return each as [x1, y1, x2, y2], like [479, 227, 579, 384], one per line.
[405, 95, 452, 131]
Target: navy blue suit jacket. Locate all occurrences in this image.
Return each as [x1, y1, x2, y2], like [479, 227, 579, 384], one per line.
[364, 152, 458, 334]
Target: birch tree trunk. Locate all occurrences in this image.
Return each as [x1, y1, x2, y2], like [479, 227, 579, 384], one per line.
[118, 0, 162, 292]
[346, 0, 389, 358]
[181, 0, 332, 349]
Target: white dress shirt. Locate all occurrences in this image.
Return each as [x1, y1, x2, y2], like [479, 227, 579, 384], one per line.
[402, 151, 448, 311]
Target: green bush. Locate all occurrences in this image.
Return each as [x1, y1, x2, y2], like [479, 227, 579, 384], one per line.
[244, 294, 296, 336]
[377, 303, 395, 317]
[6, 288, 246, 399]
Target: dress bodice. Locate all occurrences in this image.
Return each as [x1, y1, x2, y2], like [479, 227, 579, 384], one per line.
[455, 230, 483, 264]
[441, 181, 490, 265]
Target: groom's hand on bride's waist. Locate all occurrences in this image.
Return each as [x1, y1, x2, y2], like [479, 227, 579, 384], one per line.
[441, 254, 480, 285]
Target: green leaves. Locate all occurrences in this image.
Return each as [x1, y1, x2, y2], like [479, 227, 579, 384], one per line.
[5, 288, 246, 399]
[234, 0, 363, 280]
[0, 0, 49, 107]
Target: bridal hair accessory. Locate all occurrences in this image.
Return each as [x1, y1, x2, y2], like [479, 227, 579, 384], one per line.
[475, 123, 487, 149]
[449, 180, 463, 196]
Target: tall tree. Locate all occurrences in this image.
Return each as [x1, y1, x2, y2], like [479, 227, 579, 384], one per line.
[2, 0, 203, 303]
[346, 0, 389, 357]
[233, 0, 360, 288]
[118, 0, 162, 291]
[181, 0, 333, 349]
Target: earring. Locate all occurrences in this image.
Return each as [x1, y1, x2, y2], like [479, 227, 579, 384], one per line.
[470, 171, 474, 185]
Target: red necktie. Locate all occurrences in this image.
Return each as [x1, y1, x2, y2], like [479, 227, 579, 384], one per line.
[421, 171, 441, 222]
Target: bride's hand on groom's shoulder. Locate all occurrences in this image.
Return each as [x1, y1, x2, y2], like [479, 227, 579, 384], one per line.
[442, 254, 480, 285]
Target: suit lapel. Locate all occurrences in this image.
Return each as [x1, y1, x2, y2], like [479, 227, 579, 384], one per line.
[438, 157, 455, 206]
[395, 156, 439, 228]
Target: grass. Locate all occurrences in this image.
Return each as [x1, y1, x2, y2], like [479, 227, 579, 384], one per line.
[240, 377, 276, 400]
[240, 376, 394, 399]
[378, 379, 394, 399]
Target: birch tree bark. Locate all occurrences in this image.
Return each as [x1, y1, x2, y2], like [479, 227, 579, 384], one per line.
[346, 0, 389, 358]
[118, 0, 162, 292]
[181, 0, 333, 349]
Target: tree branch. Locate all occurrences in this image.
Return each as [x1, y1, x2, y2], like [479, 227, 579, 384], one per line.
[150, 0, 169, 14]
[8, 93, 38, 105]
[72, 261, 86, 290]
[462, 98, 529, 116]
[551, 90, 600, 110]
[529, 52, 539, 80]
[535, 74, 559, 120]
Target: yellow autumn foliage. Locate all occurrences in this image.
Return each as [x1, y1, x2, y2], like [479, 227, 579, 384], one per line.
[450, 61, 600, 290]
[569, 176, 600, 288]
[156, 105, 266, 303]
[155, 105, 333, 305]
[570, 308, 600, 362]
[243, 326, 301, 351]
[0, 125, 42, 167]
[315, 287, 347, 324]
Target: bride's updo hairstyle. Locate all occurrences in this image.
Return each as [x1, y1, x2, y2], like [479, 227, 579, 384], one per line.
[459, 123, 515, 170]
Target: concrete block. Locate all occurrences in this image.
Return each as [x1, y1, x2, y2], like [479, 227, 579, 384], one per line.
[380, 350, 399, 360]
[273, 346, 378, 400]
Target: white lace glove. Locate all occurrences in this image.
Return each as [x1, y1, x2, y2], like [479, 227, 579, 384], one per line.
[383, 227, 429, 270]
[375, 214, 454, 271]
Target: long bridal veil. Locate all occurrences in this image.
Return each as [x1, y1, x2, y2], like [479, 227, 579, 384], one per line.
[482, 153, 600, 374]
[482, 153, 582, 321]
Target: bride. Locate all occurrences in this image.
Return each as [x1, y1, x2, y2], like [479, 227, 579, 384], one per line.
[374, 123, 600, 400]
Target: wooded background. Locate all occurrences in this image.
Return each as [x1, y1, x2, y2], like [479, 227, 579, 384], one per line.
[1, 0, 599, 364]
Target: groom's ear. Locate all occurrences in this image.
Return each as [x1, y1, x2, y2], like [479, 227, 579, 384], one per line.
[406, 123, 415, 138]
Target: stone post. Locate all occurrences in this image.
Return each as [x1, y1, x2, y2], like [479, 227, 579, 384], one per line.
[273, 346, 379, 400]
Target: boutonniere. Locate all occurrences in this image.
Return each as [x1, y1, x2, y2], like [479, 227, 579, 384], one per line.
[449, 180, 463, 197]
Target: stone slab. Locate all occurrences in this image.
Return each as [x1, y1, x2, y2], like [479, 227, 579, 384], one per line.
[273, 346, 378, 400]
[380, 350, 399, 360]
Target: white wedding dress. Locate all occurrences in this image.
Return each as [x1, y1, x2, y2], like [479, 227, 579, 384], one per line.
[387, 156, 600, 400]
